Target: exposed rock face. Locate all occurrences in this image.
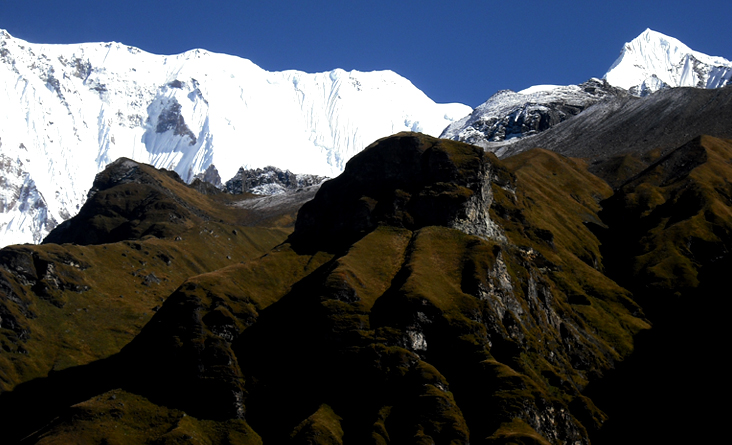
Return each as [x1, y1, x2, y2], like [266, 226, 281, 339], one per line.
[448, 168, 507, 243]
[441, 79, 627, 148]
[224, 165, 327, 196]
[193, 164, 223, 188]
[154, 99, 197, 145]
[0, 154, 57, 244]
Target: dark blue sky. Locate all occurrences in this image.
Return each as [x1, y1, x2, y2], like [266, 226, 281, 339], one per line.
[2, 1, 730, 107]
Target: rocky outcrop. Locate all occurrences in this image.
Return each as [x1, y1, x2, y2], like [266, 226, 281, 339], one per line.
[224, 165, 327, 196]
[154, 99, 197, 145]
[441, 79, 627, 148]
[0, 154, 57, 244]
[193, 164, 223, 188]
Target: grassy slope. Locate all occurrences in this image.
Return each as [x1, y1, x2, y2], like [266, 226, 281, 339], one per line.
[223, 138, 648, 443]
[2, 134, 664, 444]
[25, 389, 263, 445]
[0, 224, 289, 393]
[599, 135, 732, 304]
[0, 155, 308, 393]
[0, 158, 303, 443]
[499, 149, 648, 362]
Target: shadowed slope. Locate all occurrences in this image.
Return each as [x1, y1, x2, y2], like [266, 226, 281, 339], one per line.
[582, 135, 732, 444]
[597, 135, 732, 307]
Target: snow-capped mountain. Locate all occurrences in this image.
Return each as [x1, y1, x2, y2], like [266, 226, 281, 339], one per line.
[0, 29, 470, 246]
[443, 29, 731, 150]
[440, 78, 626, 148]
[605, 28, 732, 96]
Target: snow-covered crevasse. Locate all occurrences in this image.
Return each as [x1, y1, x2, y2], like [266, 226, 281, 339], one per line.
[0, 30, 471, 246]
[604, 28, 732, 95]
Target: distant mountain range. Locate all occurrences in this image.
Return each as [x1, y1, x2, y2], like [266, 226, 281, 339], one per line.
[1, 28, 731, 247]
[442, 28, 732, 148]
[0, 29, 469, 245]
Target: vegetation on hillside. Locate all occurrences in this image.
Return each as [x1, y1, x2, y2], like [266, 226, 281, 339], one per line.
[0, 133, 729, 444]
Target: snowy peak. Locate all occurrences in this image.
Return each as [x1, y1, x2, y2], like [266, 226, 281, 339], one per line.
[443, 29, 730, 153]
[604, 28, 732, 95]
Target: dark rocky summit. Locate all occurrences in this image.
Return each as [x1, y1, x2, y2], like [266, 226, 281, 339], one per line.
[192, 164, 223, 188]
[293, 133, 510, 250]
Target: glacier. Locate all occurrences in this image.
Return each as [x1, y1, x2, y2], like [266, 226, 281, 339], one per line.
[0, 29, 471, 246]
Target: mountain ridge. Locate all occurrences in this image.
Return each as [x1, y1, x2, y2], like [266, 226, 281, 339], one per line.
[440, 78, 627, 148]
[495, 85, 732, 186]
[443, 29, 732, 154]
[2, 27, 731, 249]
[0, 28, 469, 246]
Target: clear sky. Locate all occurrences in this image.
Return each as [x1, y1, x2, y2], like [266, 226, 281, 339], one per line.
[1, 1, 730, 107]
